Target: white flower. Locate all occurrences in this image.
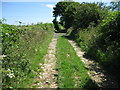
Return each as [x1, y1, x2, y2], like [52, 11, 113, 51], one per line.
[7, 69, 15, 78]
[39, 63, 42, 66]
[0, 55, 7, 59]
[7, 69, 11, 71]
[5, 33, 9, 35]
[7, 73, 15, 78]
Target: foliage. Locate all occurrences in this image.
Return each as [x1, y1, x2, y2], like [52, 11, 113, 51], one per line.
[73, 2, 106, 29]
[53, 0, 74, 31]
[69, 11, 120, 84]
[64, 2, 80, 29]
[2, 22, 54, 88]
[52, 18, 60, 31]
[53, 1, 74, 18]
[95, 11, 120, 66]
[53, 1, 108, 32]
[54, 0, 120, 86]
[109, 0, 120, 11]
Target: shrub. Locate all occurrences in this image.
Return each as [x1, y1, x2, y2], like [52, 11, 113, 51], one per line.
[2, 23, 54, 88]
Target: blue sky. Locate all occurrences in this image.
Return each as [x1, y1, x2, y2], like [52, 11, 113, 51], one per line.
[1, 0, 113, 25]
[2, 2, 57, 25]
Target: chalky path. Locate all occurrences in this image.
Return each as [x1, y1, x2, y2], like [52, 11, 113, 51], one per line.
[36, 34, 58, 88]
[33, 33, 66, 88]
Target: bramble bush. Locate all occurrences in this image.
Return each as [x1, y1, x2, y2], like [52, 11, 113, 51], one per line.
[72, 11, 120, 84]
[87, 11, 120, 75]
[1, 21, 54, 88]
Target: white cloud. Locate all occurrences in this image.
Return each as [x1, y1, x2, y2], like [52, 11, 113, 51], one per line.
[45, 4, 55, 9]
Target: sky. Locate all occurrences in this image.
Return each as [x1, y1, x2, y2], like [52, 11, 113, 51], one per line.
[1, 0, 114, 25]
[2, 2, 56, 25]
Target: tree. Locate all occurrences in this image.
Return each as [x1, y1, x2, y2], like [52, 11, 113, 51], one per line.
[64, 2, 80, 29]
[73, 3, 104, 29]
[53, 0, 74, 18]
[109, 0, 120, 11]
[52, 18, 59, 31]
[0, 18, 6, 24]
[53, 0, 74, 31]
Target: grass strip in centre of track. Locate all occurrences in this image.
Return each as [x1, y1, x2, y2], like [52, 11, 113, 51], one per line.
[56, 36, 98, 88]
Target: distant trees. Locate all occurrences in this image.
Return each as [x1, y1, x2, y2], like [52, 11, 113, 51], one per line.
[52, 18, 60, 31]
[53, 1, 108, 31]
[73, 3, 104, 29]
[64, 2, 80, 29]
[53, 0, 74, 30]
[0, 18, 6, 24]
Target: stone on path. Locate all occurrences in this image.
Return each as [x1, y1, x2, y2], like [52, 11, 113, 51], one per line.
[34, 34, 58, 88]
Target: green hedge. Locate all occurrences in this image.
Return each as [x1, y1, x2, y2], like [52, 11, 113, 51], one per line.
[2, 23, 54, 88]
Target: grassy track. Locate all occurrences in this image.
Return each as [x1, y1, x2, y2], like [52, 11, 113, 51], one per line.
[56, 36, 98, 88]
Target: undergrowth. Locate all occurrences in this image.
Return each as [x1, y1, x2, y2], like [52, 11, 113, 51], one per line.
[2, 23, 54, 88]
[68, 11, 120, 85]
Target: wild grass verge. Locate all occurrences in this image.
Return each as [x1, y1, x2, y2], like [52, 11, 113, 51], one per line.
[18, 30, 54, 88]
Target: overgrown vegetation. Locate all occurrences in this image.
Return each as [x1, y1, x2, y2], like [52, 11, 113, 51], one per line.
[53, 0, 120, 86]
[56, 36, 98, 88]
[1, 20, 54, 88]
[85, 11, 120, 81]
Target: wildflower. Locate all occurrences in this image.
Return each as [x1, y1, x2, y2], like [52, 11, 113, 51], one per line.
[1, 55, 6, 57]
[39, 63, 42, 66]
[7, 73, 15, 78]
[7, 69, 15, 78]
[5, 33, 9, 35]
[7, 69, 11, 71]
[35, 49, 38, 52]
[0, 55, 7, 59]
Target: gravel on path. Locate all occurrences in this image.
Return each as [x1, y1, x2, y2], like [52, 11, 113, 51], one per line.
[34, 33, 58, 88]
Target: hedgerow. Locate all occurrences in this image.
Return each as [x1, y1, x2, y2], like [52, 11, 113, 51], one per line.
[1, 22, 54, 88]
